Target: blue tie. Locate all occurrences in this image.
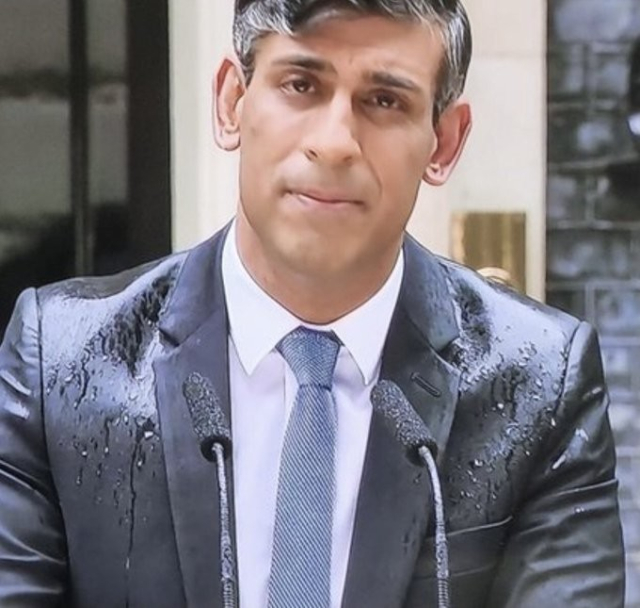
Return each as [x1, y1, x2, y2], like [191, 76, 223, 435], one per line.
[268, 327, 340, 608]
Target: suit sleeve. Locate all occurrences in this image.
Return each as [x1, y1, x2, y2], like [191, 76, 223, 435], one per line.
[0, 289, 68, 606]
[487, 321, 625, 607]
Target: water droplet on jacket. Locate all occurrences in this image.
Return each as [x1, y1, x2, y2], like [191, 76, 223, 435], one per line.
[575, 428, 589, 441]
[551, 453, 567, 471]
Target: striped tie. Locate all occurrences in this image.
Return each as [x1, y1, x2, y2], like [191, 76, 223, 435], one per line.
[268, 327, 340, 608]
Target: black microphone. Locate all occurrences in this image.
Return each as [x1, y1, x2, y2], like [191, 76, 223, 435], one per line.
[370, 379, 438, 462]
[183, 371, 232, 460]
[370, 379, 450, 608]
[183, 372, 236, 608]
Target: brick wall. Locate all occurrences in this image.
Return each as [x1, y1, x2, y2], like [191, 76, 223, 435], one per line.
[547, 1, 640, 605]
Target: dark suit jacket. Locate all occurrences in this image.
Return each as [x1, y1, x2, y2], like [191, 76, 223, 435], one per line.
[0, 228, 625, 607]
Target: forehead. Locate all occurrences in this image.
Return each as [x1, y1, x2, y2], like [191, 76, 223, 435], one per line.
[253, 14, 444, 88]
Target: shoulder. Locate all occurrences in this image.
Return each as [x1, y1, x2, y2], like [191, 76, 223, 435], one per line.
[438, 256, 583, 366]
[34, 251, 188, 364]
[38, 252, 186, 307]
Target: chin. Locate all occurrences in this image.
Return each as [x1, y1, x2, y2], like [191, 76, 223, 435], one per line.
[277, 239, 352, 281]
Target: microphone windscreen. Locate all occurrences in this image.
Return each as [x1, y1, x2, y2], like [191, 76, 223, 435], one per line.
[370, 379, 438, 460]
[182, 372, 232, 460]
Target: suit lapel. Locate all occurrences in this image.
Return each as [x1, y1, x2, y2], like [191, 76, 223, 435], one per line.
[154, 227, 234, 608]
[342, 236, 461, 608]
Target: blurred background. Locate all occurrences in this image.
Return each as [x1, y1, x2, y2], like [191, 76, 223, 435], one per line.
[0, 1, 638, 604]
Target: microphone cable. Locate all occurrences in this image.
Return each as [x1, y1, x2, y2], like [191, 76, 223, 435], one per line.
[371, 379, 450, 608]
[183, 372, 237, 608]
[418, 445, 450, 608]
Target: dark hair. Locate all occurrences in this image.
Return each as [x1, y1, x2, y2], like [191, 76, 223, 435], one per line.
[233, 0, 472, 121]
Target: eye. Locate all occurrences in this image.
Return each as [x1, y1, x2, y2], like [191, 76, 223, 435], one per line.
[364, 90, 408, 113]
[372, 92, 401, 110]
[282, 77, 315, 95]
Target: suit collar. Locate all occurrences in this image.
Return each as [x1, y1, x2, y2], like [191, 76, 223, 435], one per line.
[342, 235, 461, 608]
[155, 226, 236, 608]
[399, 234, 459, 352]
[158, 225, 230, 346]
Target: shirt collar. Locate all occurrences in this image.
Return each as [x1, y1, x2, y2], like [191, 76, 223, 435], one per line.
[221, 220, 404, 384]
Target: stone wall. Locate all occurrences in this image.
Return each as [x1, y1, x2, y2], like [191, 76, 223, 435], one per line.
[547, 1, 640, 605]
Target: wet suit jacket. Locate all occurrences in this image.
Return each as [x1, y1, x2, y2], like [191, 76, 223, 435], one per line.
[0, 227, 625, 607]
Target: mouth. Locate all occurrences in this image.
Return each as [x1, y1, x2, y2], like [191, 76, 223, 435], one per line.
[288, 189, 362, 207]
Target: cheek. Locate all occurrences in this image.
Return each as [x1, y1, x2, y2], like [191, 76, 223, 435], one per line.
[365, 123, 434, 178]
[239, 96, 287, 208]
[239, 94, 304, 187]
[367, 138, 430, 204]
[242, 90, 300, 144]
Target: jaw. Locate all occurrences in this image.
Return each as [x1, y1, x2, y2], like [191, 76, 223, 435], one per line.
[235, 205, 404, 324]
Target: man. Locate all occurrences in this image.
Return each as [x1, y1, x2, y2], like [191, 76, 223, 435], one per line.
[0, 1, 625, 607]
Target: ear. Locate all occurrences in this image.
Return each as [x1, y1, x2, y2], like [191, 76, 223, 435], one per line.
[423, 100, 472, 186]
[213, 56, 246, 151]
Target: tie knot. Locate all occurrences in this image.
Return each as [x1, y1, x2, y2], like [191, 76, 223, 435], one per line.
[277, 327, 340, 389]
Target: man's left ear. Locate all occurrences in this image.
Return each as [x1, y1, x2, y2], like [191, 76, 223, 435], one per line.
[423, 100, 472, 186]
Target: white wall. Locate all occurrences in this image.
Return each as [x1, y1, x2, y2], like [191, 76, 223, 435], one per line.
[169, 2, 547, 299]
[448, 0, 547, 299]
[169, 0, 238, 252]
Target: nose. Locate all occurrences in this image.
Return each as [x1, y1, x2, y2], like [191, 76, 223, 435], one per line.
[302, 94, 361, 166]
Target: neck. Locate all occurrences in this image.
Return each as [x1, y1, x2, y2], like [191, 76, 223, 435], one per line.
[235, 224, 401, 325]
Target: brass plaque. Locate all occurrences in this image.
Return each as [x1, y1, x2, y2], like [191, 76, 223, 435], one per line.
[450, 212, 526, 293]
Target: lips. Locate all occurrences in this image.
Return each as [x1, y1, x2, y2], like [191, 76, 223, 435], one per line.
[289, 188, 361, 206]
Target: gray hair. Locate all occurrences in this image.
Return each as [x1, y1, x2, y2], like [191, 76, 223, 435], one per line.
[233, 0, 472, 122]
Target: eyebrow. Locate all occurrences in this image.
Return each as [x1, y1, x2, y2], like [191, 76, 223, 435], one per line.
[271, 54, 423, 95]
[367, 71, 423, 94]
[272, 54, 336, 73]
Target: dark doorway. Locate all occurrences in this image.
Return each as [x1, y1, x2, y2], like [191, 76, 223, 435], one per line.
[0, 0, 172, 339]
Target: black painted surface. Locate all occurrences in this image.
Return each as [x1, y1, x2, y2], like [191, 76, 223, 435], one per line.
[547, 1, 640, 604]
[0, 0, 172, 342]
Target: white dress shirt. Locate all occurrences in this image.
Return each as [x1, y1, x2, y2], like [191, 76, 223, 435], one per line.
[221, 222, 404, 608]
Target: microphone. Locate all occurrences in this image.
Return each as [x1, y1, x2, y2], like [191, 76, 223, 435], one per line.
[370, 379, 438, 462]
[183, 371, 232, 460]
[183, 372, 237, 608]
[370, 380, 450, 608]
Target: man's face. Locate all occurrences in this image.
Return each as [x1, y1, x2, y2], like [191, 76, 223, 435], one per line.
[220, 14, 467, 286]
